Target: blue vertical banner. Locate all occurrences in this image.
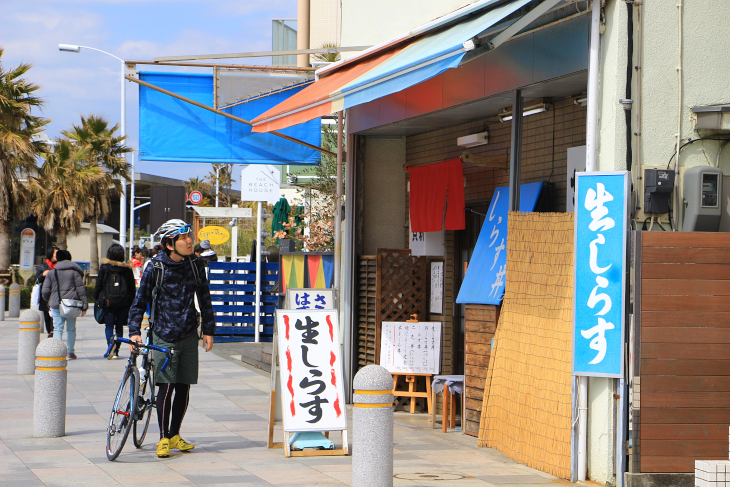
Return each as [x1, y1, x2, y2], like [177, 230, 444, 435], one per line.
[455, 182, 544, 305]
[573, 172, 629, 377]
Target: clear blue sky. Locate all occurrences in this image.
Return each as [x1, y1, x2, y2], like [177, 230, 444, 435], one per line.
[1, 0, 298, 188]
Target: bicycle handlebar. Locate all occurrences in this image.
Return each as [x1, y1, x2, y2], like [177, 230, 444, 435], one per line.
[104, 336, 174, 371]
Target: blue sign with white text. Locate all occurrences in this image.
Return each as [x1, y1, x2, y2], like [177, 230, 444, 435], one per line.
[456, 182, 543, 305]
[573, 172, 628, 377]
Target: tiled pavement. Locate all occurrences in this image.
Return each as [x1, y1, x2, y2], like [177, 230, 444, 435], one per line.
[0, 315, 578, 487]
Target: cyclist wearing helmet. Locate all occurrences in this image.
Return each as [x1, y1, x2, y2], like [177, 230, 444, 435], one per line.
[127, 219, 215, 458]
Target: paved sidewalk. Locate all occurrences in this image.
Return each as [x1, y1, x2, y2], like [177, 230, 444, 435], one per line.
[0, 314, 575, 487]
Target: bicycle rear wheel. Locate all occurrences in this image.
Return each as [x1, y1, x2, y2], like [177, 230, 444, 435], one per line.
[106, 366, 139, 461]
[133, 358, 155, 448]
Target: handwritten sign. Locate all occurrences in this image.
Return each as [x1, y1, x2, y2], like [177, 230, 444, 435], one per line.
[198, 225, 230, 245]
[379, 322, 441, 375]
[285, 288, 334, 310]
[275, 310, 347, 432]
[430, 262, 443, 314]
[573, 172, 629, 377]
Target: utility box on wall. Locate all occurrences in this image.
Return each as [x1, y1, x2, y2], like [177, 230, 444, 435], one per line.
[643, 168, 675, 214]
[682, 166, 723, 232]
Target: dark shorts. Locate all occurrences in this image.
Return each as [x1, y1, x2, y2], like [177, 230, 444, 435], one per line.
[152, 332, 199, 385]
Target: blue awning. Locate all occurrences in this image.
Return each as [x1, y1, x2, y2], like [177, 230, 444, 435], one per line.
[337, 0, 533, 107]
[139, 72, 321, 165]
[253, 0, 536, 132]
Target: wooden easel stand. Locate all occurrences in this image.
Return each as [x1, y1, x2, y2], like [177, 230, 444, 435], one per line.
[391, 373, 433, 414]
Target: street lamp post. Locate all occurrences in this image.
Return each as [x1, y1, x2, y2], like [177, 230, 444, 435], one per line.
[58, 44, 131, 256]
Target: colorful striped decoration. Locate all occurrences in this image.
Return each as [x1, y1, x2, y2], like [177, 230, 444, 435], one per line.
[281, 253, 335, 291]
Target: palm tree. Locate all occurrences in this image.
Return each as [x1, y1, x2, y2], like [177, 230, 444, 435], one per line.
[28, 139, 104, 250]
[62, 115, 131, 274]
[205, 163, 236, 207]
[0, 48, 49, 270]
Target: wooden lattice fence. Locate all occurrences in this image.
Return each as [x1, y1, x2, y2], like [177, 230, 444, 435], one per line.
[375, 249, 428, 360]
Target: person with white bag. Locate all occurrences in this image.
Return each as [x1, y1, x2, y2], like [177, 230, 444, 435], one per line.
[41, 249, 88, 359]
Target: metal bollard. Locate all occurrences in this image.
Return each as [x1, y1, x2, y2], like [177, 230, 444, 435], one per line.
[18, 310, 41, 375]
[0, 284, 5, 321]
[33, 339, 68, 437]
[8, 282, 21, 318]
[352, 365, 394, 487]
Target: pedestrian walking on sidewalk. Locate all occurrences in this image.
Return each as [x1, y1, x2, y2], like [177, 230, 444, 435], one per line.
[127, 219, 215, 458]
[41, 249, 88, 359]
[95, 244, 135, 359]
[35, 246, 58, 337]
[131, 247, 145, 285]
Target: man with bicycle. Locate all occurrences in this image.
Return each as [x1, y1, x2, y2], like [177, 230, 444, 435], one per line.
[128, 219, 215, 458]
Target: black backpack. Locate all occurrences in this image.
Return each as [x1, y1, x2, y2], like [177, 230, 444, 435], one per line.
[103, 268, 129, 308]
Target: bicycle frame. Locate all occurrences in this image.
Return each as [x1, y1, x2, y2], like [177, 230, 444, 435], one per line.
[105, 336, 174, 460]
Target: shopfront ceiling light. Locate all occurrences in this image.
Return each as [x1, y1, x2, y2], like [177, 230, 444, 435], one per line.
[499, 103, 551, 122]
[457, 131, 489, 148]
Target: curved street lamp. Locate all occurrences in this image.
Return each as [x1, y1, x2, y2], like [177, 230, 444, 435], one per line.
[58, 43, 134, 256]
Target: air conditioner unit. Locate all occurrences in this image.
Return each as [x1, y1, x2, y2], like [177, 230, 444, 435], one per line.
[456, 131, 488, 148]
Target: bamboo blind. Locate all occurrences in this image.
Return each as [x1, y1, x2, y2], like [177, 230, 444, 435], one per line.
[477, 212, 574, 479]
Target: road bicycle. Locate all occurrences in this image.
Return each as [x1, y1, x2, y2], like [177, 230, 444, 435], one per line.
[104, 335, 174, 461]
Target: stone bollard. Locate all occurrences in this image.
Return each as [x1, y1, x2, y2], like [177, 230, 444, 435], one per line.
[352, 365, 394, 487]
[18, 310, 41, 375]
[34, 339, 68, 437]
[0, 284, 5, 321]
[8, 282, 21, 318]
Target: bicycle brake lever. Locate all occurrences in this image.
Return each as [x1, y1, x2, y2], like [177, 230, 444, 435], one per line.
[161, 356, 170, 372]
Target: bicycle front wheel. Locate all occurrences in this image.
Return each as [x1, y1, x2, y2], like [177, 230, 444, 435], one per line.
[133, 359, 155, 448]
[106, 366, 139, 461]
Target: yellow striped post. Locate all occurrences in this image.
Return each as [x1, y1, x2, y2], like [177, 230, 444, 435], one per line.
[18, 310, 41, 375]
[352, 366, 395, 487]
[0, 284, 5, 321]
[8, 283, 21, 318]
[34, 338, 68, 437]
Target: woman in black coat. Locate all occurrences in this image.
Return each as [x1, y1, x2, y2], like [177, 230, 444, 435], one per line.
[95, 244, 136, 358]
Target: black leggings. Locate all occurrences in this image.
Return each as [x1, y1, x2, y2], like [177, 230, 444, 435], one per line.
[156, 383, 190, 440]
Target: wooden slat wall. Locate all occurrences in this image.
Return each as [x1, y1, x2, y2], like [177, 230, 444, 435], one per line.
[464, 304, 499, 437]
[356, 256, 378, 371]
[639, 232, 730, 473]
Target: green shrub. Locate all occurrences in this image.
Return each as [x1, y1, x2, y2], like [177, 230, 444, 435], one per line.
[21, 286, 31, 309]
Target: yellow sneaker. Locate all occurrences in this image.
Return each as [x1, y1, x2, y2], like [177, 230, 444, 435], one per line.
[169, 434, 194, 452]
[156, 438, 170, 457]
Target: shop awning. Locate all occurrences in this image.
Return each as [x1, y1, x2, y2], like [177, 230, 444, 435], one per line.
[139, 72, 322, 164]
[252, 0, 536, 133]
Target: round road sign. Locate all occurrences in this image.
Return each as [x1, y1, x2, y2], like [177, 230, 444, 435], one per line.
[189, 191, 203, 205]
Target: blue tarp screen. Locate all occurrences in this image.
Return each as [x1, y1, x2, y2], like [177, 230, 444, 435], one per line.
[139, 72, 321, 164]
[456, 182, 544, 305]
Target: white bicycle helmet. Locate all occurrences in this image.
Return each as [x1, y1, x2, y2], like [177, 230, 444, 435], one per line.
[154, 219, 192, 246]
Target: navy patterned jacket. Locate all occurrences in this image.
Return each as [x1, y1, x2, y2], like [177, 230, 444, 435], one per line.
[128, 252, 215, 342]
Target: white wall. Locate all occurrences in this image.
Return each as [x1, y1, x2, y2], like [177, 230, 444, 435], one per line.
[639, 1, 730, 174]
[340, 0, 474, 56]
[598, 1, 730, 175]
[587, 377, 615, 484]
[67, 225, 115, 266]
[362, 137, 406, 254]
[310, 0, 341, 51]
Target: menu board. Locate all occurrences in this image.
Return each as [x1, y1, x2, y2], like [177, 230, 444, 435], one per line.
[379, 321, 441, 375]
